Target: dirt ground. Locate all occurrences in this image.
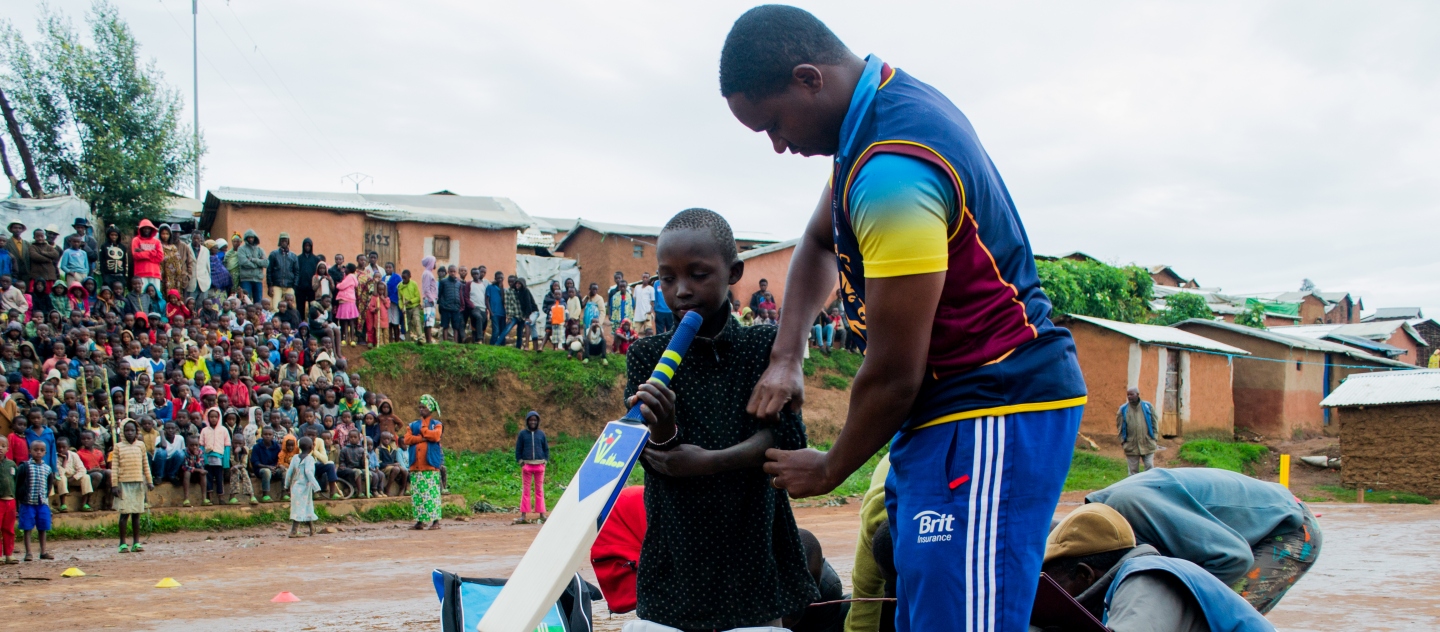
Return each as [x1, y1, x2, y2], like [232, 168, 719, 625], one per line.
[2, 501, 1437, 631]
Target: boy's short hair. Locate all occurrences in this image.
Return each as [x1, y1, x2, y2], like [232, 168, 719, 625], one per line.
[719, 5, 850, 99]
[661, 208, 739, 266]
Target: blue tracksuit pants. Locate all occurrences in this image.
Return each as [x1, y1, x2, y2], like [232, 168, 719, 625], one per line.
[885, 406, 1082, 632]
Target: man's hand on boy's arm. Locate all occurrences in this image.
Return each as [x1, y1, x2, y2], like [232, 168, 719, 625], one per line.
[748, 188, 834, 421]
[644, 428, 775, 478]
[764, 271, 944, 498]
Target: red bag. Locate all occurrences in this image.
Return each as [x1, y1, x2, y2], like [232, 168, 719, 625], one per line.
[589, 485, 646, 613]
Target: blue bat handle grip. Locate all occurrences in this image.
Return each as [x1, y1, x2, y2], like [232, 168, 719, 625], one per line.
[623, 310, 704, 423]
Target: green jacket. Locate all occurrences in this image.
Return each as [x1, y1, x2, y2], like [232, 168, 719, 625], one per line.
[234, 229, 268, 283]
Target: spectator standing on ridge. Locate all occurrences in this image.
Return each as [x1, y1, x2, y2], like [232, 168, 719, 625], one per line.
[234, 230, 267, 303]
[266, 232, 298, 310]
[1117, 387, 1159, 476]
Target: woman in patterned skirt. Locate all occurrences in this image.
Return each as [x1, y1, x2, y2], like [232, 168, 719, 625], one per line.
[404, 394, 444, 530]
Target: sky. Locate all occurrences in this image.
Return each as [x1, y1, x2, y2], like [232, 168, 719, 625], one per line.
[5, 0, 1439, 315]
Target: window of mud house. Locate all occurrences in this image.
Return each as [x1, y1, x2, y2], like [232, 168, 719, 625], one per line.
[433, 235, 451, 260]
[633, 244, 644, 258]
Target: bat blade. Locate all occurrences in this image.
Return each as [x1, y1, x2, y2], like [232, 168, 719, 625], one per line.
[476, 420, 649, 632]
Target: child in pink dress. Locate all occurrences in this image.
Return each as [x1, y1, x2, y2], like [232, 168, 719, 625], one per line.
[335, 264, 359, 346]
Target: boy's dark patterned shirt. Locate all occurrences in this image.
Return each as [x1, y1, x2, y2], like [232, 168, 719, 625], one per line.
[625, 317, 819, 629]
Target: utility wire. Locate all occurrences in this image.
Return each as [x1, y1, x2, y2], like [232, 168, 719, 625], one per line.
[218, 0, 353, 170]
[200, 2, 349, 168]
[157, 0, 320, 171]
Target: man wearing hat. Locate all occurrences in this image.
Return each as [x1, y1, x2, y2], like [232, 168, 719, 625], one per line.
[266, 232, 298, 310]
[1041, 504, 1273, 632]
[5, 221, 29, 283]
[69, 218, 97, 270]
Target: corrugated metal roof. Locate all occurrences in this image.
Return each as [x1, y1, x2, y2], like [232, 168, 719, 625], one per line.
[739, 238, 800, 261]
[1270, 321, 1426, 346]
[1363, 307, 1424, 321]
[533, 216, 577, 233]
[1065, 314, 1250, 355]
[1321, 369, 1440, 407]
[204, 187, 534, 230]
[555, 217, 778, 252]
[1173, 319, 1416, 368]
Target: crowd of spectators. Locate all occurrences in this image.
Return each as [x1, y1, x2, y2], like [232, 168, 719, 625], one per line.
[0, 218, 454, 561]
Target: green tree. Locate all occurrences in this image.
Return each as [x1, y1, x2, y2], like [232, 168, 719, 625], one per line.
[1153, 291, 1214, 326]
[1235, 302, 1268, 330]
[1036, 258, 1154, 323]
[1, 1, 200, 228]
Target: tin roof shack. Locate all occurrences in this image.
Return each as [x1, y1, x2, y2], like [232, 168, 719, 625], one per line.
[1148, 264, 1200, 289]
[1271, 321, 1428, 366]
[553, 218, 776, 295]
[1174, 319, 1412, 438]
[730, 238, 835, 310]
[201, 188, 532, 276]
[1059, 315, 1245, 439]
[1322, 369, 1440, 496]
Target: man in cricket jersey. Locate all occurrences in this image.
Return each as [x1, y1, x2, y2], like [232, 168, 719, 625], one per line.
[725, 6, 1087, 631]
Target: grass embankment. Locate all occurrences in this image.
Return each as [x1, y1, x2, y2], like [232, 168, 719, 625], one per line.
[50, 501, 470, 540]
[361, 342, 627, 402]
[1177, 439, 1270, 474]
[1306, 485, 1431, 505]
[804, 350, 863, 390]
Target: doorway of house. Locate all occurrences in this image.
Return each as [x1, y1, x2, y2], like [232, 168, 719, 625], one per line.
[364, 219, 399, 270]
[1162, 350, 1182, 437]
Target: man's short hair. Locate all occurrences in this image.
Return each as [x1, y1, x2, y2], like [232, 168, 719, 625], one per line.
[719, 5, 851, 99]
[661, 208, 739, 266]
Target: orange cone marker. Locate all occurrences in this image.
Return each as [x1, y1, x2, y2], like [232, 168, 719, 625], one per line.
[271, 591, 301, 602]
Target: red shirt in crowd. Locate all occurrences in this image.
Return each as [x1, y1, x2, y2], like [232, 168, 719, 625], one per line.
[222, 380, 251, 408]
[77, 447, 105, 470]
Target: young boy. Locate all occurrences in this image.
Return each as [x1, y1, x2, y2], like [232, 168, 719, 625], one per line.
[16, 440, 55, 561]
[625, 208, 816, 628]
[0, 435, 16, 563]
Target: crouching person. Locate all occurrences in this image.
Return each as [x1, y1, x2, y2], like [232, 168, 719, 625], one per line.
[51, 437, 92, 512]
[1041, 504, 1275, 632]
[376, 432, 408, 496]
[250, 427, 282, 502]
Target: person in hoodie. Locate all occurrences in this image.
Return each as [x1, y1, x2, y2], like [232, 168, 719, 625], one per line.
[235, 229, 268, 303]
[99, 225, 131, 289]
[419, 257, 439, 344]
[296, 238, 323, 316]
[130, 220, 164, 295]
[187, 231, 211, 301]
[266, 232, 299, 310]
[209, 240, 231, 297]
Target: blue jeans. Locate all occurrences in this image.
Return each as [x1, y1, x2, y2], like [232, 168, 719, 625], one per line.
[151, 451, 185, 482]
[885, 406, 1082, 632]
[490, 314, 509, 345]
[812, 323, 835, 348]
[654, 311, 674, 334]
[239, 281, 263, 302]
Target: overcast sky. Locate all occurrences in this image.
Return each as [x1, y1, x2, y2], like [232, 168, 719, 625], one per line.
[7, 1, 1439, 315]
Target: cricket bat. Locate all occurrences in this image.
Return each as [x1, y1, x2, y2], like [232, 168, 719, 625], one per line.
[477, 310, 704, 632]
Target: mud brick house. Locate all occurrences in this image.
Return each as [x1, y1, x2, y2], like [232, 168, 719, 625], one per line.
[1364, 309, 1438, 368]
[553, 218, 777, 295]
[1175, 319, 1412, 438]
[1059, 314, 1245, 438]
[1152, 286, 1301, 328]
[1148, 264, 1201, 289]
[201, 188, 535, 275]
[1271, 321, 1429, 366]
[730, 238, 841, 311]
[1243, 289, 1363, 324]
[1321, 369, 1439, 496]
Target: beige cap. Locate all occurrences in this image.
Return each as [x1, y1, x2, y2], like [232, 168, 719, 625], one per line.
[1043, 503, 1135, 564]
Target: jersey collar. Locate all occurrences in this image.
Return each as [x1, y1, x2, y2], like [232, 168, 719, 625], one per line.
[836, 54, 886, 164]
